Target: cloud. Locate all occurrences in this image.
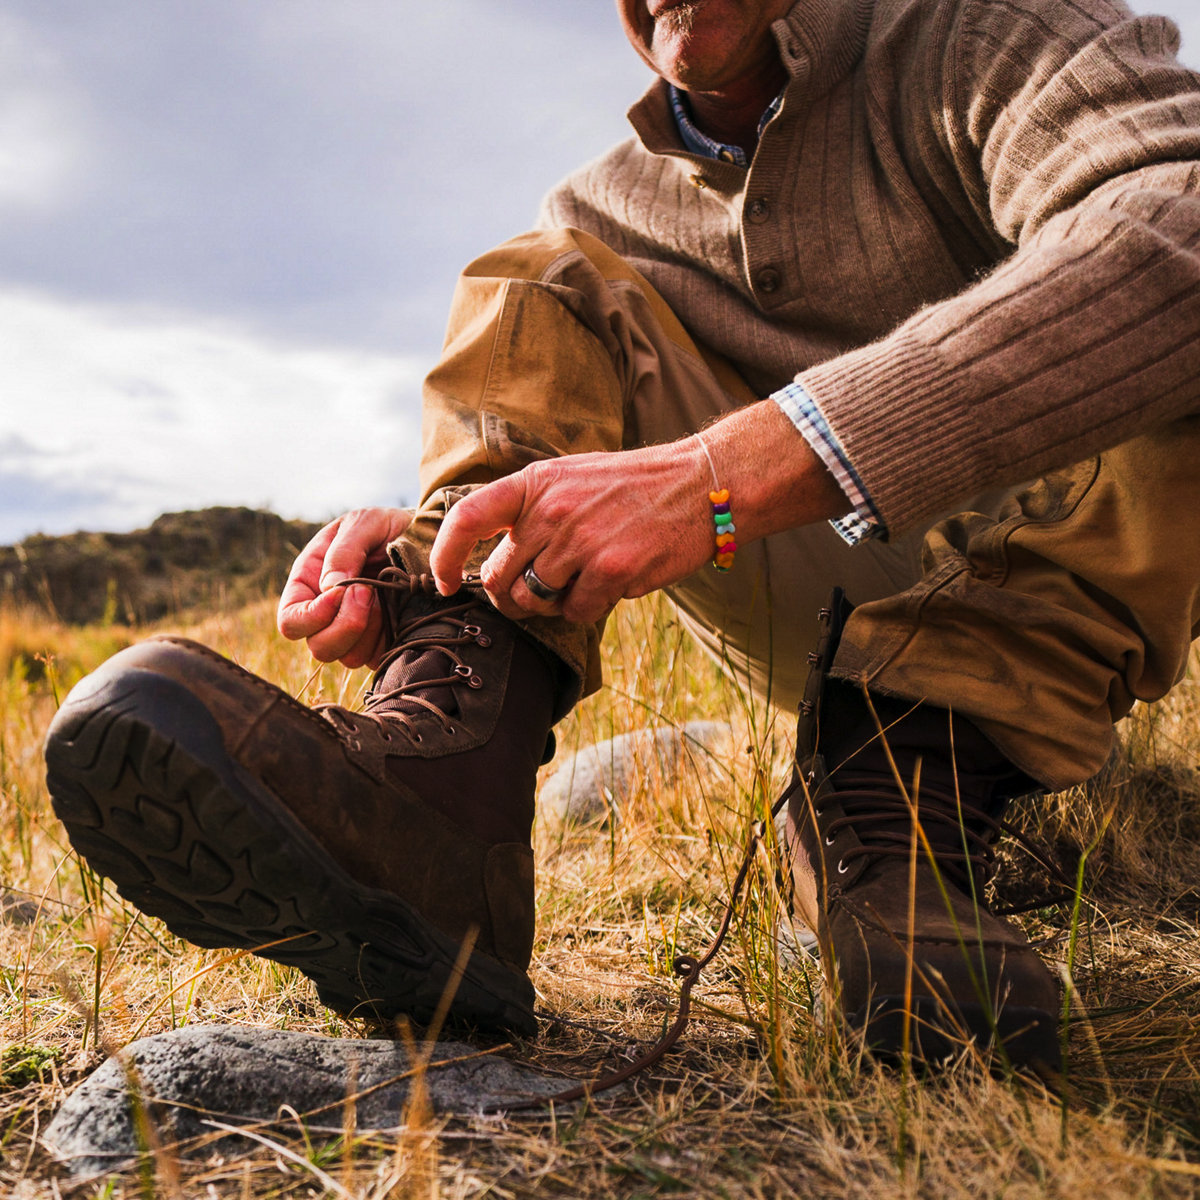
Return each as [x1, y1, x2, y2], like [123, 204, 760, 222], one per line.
[0, 0, 1195, 547]
[0, 289, 425, 542]
[0, 1, 650, 541]
[0, 471, 116, 546]
[0, 13, 91, 212]
[0, 1, 650, 354]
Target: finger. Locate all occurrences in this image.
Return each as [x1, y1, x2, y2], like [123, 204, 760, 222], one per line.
[277, 516, 345, 639]
[317, 507, 402, 590]
[278, 508, 414, 643]
[431, 474, 528, 595]
[471, 558, 549, 620]
[511, 559, 575, 613]
[559, 556, 624, 625]
[478, 529, 551, 600]
[561, 590, 618, 626]
[302, 583, 384, 664]
[278, 585, 348, 643]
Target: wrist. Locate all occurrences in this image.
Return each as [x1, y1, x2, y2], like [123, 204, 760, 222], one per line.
[693, 433, 738, 572]
[688, 401, 847, 548]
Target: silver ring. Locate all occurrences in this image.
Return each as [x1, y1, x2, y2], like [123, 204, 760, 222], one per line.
[523, 564, 567, 603]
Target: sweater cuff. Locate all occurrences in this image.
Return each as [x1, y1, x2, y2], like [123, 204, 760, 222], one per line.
[770, 381, 885, 545]
[795, 332, 984, 535]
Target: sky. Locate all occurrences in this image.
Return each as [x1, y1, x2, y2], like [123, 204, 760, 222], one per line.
[2, 1, 1197, 545]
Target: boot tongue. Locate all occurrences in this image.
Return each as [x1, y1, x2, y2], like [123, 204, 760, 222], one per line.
[369, 602, 473, 720]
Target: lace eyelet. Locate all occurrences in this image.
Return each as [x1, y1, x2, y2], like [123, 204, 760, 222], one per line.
[824, 835, 835, 847]
[463, 624, 481, 637]
[447, 725, 456, 735]
[476, 634, 492, 647]
[467, 674, 482, 689]
[413, 733, 423, 744]
[454, 664, 473, 678]
[836, 858, 848, 875]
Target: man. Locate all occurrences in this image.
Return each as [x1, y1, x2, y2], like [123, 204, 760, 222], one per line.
[45, 0, 1200, 1070]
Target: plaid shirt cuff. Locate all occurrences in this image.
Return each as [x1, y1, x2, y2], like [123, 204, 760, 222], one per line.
[770, 382, 886, 545]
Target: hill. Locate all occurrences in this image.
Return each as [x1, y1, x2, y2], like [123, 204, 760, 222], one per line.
[0, 507, 322, 625]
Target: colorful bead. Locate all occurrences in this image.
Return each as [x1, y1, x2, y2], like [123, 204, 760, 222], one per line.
[708, 488, 736, 573]
[697, 437, 735, 573]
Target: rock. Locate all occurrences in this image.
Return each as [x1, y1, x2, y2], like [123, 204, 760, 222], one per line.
[773, 801, 820, 962]
[44, 1024, 568, 1180]
[540, 721, 734, 825]
[0, 893, 43, 924]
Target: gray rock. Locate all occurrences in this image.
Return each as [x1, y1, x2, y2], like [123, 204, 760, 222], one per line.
[44, 1024, 569, 1180]
[0, 893, 44, 924]
[540, 720, 733, 825]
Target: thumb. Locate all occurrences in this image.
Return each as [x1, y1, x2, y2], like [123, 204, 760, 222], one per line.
[430, 475, 527, 595]
[318, 508, 403, 589]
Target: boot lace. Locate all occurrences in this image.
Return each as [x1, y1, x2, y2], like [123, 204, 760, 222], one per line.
[779, 766, 1061, 902]
[317, 568, 491, 740]
[819, 771, 1003, 894]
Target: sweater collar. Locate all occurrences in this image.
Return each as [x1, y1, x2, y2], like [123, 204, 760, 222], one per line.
[627, 0, 874, 157]
[772, 0, 874, 94]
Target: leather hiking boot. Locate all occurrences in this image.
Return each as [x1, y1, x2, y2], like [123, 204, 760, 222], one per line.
[781, 593, 1061, 1072]
[44, 572, 561, 1036]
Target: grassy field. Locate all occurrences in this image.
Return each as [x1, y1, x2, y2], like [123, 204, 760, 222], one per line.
[1, 591, 1200, 1197]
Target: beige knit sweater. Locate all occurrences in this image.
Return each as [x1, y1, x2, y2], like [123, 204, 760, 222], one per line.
[540, 0, 1200, 536]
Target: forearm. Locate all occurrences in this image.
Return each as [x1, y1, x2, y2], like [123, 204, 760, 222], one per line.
[430, 399, 848, 623]
[691, 399, 848, 543]
[800, 164, 1200, 534]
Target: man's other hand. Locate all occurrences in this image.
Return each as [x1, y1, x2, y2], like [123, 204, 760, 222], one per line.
[276, 507, 414, 668]
[429, 401, 847, 625]
[430, 445, 714, 625]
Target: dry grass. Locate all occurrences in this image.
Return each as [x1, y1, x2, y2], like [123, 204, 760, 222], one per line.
[1, 594, 1199, 1197]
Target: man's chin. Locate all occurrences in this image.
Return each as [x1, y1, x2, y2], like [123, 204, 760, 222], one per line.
[653, 33, 736, 89]
[648, 0, 769, 91]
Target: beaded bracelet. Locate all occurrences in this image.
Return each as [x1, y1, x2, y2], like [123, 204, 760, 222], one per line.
[695, 435, 737, 573]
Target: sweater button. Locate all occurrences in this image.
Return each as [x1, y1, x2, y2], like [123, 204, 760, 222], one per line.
[747, 198, 770, 222]
[757, 267, 781, 293]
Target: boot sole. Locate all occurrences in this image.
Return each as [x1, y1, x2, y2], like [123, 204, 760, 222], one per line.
[44, 668, 537, 1037]
[851, 995, 1061, 1075]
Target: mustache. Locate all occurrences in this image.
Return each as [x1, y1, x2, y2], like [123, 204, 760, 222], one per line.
[656, 2, 702, 35]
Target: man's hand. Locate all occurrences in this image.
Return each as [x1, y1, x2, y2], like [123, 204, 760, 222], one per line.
[430, 400, 848, 624]
[277, 507, 414, 668]
[431, 443, 714, 624]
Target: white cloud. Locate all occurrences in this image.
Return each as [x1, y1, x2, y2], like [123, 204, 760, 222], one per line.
[0, 290, 424, 542]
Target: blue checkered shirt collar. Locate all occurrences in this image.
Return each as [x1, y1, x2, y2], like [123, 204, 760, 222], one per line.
[668, 84, 784, 168]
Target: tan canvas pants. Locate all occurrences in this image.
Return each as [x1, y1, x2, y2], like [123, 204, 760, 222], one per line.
[394, 227, 1200, 790]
